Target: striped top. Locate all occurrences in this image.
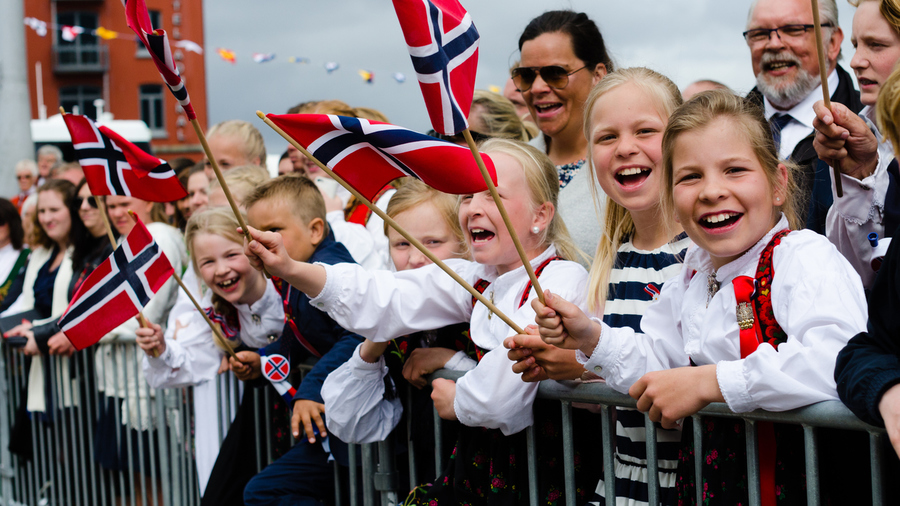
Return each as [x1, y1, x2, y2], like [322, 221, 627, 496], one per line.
[593, 233, 691, 506]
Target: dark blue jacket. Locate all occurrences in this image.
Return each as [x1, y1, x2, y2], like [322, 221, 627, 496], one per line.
[835, 222, 900, 426]
[261, 230, 364, 405]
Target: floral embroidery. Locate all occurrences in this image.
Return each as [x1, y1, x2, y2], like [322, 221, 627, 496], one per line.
[557, 159, 585, 188]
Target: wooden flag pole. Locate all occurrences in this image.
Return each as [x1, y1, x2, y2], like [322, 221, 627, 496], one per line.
[189, 119, 271, 278]
[811, 0, 844, 198]
[59, 108, 158, 354]
[169, 270, 237, 360]
[461, 128, 546, 304]
[257, 111, 525, 335]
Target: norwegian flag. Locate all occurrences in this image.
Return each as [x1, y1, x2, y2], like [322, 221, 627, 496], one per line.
[125, 0, 196, 120]
[63, 114, 187, 202]
[392, 0, 479, 135]
[267, 114, 495, 200]
[61, 25, 84, 42]
[59, 216, 174, 350]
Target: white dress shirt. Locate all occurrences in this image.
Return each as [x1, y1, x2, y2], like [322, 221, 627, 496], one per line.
[311, 245, 589, 435]
[579, 217, 867, 414]
[764, 69, 839, 160]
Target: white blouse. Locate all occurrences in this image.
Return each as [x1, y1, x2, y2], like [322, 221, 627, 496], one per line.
[311, 245, 589, 435]
[580, 217, 868, 414]
[144, 279, 284, 388]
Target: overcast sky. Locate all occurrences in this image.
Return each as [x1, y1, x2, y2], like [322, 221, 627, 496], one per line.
[201, 0, 860, 156]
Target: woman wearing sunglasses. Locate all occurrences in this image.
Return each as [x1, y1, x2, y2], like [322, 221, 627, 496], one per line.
[515, 10, 613, 260]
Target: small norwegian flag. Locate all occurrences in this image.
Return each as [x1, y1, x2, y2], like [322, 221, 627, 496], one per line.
[392, 0, 480, 135]
[260, 352, 297, 403]
[63, 114, 187, 202]
[61, 25, 84, 42]
[125, 0, 196, 120]
[59, 215, 174, 350]
[266, 114, 495, 201]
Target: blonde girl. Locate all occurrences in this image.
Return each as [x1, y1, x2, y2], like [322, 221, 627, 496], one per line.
[534, 90, 866, 504]
[245, 138, 599, 504]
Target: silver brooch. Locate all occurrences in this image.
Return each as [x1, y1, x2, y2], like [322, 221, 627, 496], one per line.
[736, 302, 754, 330]
[706, 272, 720, 307]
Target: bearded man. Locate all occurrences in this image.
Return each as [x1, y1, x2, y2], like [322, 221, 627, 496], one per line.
[745, 0, 862, 233]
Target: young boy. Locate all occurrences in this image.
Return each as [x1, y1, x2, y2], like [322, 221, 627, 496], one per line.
[231, 175, 363, 506]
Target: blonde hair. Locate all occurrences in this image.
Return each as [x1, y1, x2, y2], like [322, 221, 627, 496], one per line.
[660, 90, 802, 239]
[184, 207, 247, 352]
[207, 165, 271, 206]
[878, 64, 900, 151]
[850, 0, 900, 34]
[309, 100, 357, 117]
[471, 90, 534, 141]
[243, 174, 329, 237]
[207, 120, 267, 166]
[354, 106, 390, 123]
[582, 67, 683, 311]
[478, 138, 581, 262]
[384, 179, 468, 258]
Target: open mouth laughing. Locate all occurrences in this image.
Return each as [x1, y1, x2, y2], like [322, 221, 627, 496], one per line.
[700, 211, 742, 230]
[615, 166, 652, 188]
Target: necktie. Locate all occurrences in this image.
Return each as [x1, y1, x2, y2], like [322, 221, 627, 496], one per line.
[769, 113, 793, 153]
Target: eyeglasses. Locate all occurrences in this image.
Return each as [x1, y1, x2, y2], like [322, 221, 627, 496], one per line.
[426, 129, 492, 144]
[742, 23, 833, 45]
[511, 65, 587, 92]
[16, 174, 33, 180]
[75, 196, 98, 209]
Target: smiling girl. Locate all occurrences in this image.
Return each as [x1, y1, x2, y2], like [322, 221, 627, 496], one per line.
[532, 90, 868, 504]
[243, 139, 599, 504]
[136, 207, 283, 495]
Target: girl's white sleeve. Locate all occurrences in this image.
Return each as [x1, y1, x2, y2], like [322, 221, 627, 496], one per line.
[579, 272, 692, 393]
[310, 260, 474, 342]
[716, 234, 868, 413]
[142, 308, 222, 389]
[454, 261, 589, 435]
[321, 343, 402, 443]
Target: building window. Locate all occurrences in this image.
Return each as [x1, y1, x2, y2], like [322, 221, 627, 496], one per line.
[56, 11, 99, 66]
[140, 84, 166, 138]
[60, 85, 102, 120]
[136, 11, 162, 56]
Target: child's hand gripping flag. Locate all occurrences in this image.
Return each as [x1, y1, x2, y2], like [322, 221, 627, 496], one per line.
[63, 113, 187, 202]
[59, 215, 174, 350]
[392, 0, 480, 135]
[266, 113, 496, 200]
[125, 0, 196, 120]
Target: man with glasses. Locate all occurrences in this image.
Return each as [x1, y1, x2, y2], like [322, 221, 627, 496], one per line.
[745, 0, 862, 234]
[11, 160, 38, 213]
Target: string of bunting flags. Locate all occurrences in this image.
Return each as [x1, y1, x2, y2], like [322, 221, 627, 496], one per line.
[22, 15, 411, 84]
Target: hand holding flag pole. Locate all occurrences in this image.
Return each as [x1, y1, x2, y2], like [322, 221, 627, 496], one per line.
[258, 111, 525, 335]
[811, 0, 843, 198]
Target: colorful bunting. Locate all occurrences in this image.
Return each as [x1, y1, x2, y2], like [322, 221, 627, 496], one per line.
[288, 57, 310, 64]
[24, 17, 47, 37]
[252, 52, 276, 64]
[392, 72, 406, 83]
[94, 26, 120, 40]
[61, 25, 85, 42]
[174, 39, 203, 54]
[217, 48, 237, 64]
[325, 62, 340, 73]
[358, 70, 374, 84]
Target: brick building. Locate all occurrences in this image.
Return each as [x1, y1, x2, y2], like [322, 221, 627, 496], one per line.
[24, 0, 207, 159]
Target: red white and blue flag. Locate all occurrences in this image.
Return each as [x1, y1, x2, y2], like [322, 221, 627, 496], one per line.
[59, 216, 174, 350]
[63, 114, 188, 202]
[260, 351, 297, 403]
[392, 0, 479, 135]
[125, 0, 196, 120]
[266, 114, 495, 200]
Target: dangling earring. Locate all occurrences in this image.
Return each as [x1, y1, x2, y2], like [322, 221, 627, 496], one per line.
[532, 226, 540, 234]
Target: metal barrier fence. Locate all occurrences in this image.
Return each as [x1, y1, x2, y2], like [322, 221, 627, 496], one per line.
[0, 344, 889, 506]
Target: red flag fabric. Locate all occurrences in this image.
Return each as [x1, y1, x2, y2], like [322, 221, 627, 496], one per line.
[125, 0, 196, 120]
[59, 216, 174, 350]
[392, 0, 479, 135]
[267, 114, 495, 201]
[63, 114, 187, 202]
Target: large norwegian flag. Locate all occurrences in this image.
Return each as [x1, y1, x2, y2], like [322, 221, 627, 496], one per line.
[63, 114, 187, 202]
[267, 114, 495, 200]
[125, 0, 196, 120]
[392, 0, 479, 135]
[59, 216, 174, 350]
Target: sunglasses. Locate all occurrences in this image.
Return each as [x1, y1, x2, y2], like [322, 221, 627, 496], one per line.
[511, 65, 587, 92]
[75, 196, 98, 209]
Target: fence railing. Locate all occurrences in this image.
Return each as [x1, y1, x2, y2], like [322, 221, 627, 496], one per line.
[0, 343, 889, 506]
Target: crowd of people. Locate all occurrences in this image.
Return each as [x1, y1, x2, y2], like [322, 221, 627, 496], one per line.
[7, 0, 900, 504]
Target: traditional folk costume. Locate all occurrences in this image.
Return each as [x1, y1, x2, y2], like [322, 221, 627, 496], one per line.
[577, 217, 867, 505]
[312, 246, 601, 505]
[590, 233, 690, 506]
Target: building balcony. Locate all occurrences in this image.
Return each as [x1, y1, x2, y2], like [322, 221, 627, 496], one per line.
[53, 44, 108, 74]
